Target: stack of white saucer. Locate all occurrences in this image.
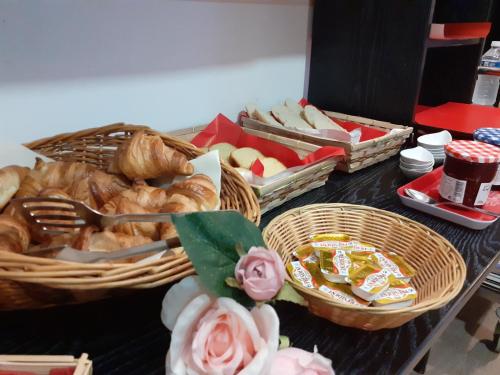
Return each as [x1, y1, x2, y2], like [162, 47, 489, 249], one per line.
[417, 130, 452, 164]
[400, 146, 435, 179]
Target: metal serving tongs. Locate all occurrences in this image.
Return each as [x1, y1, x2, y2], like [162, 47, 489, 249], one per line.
[11, 197, 225, 263]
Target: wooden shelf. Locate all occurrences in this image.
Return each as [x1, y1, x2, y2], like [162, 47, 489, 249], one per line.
[426, 37, 482, 48]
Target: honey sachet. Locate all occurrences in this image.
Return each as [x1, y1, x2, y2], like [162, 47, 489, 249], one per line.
[369, 251, 416, 282]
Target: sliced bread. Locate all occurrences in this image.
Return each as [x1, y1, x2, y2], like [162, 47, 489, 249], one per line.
[256, 157, 287, 178]
[272, 105, 312, 129]
[209, 143, 237, 163]
[284, 98, 304, 115]
[254, 108, 283, 127]
[245, 103, 258, 118]
[230, 147, 264, 169]
[303, 105, 347, 132]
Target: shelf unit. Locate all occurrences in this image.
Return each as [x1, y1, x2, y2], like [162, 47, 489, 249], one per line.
[307, 0, 497, 125]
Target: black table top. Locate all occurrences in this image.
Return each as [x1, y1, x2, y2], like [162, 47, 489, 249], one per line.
[1, 156, 499, 375]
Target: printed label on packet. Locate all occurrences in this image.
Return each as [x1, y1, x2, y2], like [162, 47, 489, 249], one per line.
[375, 287, 416, 302]
[318, 285, 368, 307]
[287, 261, 315, 289]
[358, 268, 392, 293]
[439, 172, 467, 203]
[312, 240, 377, 252]
[371, 252, 406, 279]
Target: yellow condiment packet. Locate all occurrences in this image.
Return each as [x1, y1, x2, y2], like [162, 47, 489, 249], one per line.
[369, 251, 416, 282]
[349, 263, 392, 301]
[319, 249, 351, 283]
[287, 261, 317, 289]
[318, 282, 370, 307]
[293, 244, 314, 260]
[311, 233, 351, 242]
[373, 279, 417, 308]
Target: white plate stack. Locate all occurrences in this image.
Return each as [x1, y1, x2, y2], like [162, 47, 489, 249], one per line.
[417, 130, 452, 164]
[399, 146, 435, 179]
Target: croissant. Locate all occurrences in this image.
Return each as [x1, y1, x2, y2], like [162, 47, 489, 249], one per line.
[0, 214, 30, 253]
[112, 131, 194, 180]
[114, 184, 169, 211]
[0, 165, 29, 211]
[100, 195, 159, 239]
[159, 174, 218, 240]
[73, 226, 153, 253]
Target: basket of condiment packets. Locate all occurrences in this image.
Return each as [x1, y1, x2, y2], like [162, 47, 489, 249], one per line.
[0, 123, 260, 311]
[241, 99, 413, 173]
[263, 203, 466, 330]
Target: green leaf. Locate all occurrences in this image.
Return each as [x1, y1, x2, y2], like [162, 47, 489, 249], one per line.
[225, 277, 241, 289]
[275, 281, 307, 306]
[172, 211, 266, 306]
[279, 335, 290, 350]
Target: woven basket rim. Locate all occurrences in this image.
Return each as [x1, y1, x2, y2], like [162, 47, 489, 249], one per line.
[0, 123, 260, 284]
[263, 203, 466, 315]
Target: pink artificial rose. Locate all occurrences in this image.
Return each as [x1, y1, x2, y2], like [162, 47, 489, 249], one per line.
[162, 277, 280, 375]
[235, 246, 286, 301]
[269, 347, 335, 375]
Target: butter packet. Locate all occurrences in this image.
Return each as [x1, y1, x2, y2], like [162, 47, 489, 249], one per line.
[287, 261, 317, 289]
[311, 233, 351, 242]
[318, 283, 370, 307]
[319, 249, 351, 283]
[292, 244, 314, 260]
[373, 279, 417, 309]
[370, 251, 416, 282]
[349, 263, 392, 301]
[312, 240, 377, 255]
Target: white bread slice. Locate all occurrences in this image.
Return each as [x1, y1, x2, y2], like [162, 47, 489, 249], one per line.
[245, 103, 258, 118]
[257, 157, 287, 178]
[209, 143, 237, 163]
[254, 108, 283, 127]
[230, 147, 264, 169]
[272, 105, 312, 129]
[284, 98, 304, 115]
[303, 105, 347, 132]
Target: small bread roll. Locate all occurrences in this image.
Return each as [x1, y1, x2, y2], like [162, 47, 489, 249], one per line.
[209, 143, 237, 163]
[272, 105, 312, 129]
[303, 105, 347, 132]
[256, 157, 287, 178]
[254, 108, 283, 127]
[230, 148, 264, 169]
[284, 98, 304, 116]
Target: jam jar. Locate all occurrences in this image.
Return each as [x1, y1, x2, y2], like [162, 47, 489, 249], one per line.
[439, 140, 500, 207]
[473, 127, 500, 191]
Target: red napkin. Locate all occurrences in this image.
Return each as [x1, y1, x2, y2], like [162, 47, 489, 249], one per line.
[298, 99, 387, 141]
[191, 114, 345, 177]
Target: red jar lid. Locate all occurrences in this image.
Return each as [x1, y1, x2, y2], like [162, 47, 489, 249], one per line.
[445, 140, 500, 163]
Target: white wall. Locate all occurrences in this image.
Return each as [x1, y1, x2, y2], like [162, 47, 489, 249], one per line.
[0, 0, 312, 143]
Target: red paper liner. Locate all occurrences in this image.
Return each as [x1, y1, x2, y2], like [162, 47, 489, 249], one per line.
[191, 114, 345, 176]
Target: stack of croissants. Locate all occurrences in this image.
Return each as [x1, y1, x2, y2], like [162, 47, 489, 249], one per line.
[0, 131, 218, 259]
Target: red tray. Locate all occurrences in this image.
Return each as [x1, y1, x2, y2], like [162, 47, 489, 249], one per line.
[397, 167, 499, 230]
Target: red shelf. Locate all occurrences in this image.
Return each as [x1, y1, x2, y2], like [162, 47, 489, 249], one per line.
[415, 102, 500, 136]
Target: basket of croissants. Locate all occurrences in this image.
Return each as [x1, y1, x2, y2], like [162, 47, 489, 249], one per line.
[0, 123, 260, 311]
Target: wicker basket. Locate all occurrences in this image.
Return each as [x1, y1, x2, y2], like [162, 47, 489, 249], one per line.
[169, 126, 339, 214]
[0, 354, 92, 375]
[0, 123, 260, 311]
[263, 204, 466, 330]
[242, 111, 413, 173]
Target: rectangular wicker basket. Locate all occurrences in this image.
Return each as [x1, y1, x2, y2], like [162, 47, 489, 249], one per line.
[241, 111, 413, 173]
[168, 126, 339, 214]
[0, 354, 92, 375]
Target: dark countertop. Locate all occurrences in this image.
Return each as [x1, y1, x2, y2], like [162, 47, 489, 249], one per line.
[1, 156, 499, 375]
